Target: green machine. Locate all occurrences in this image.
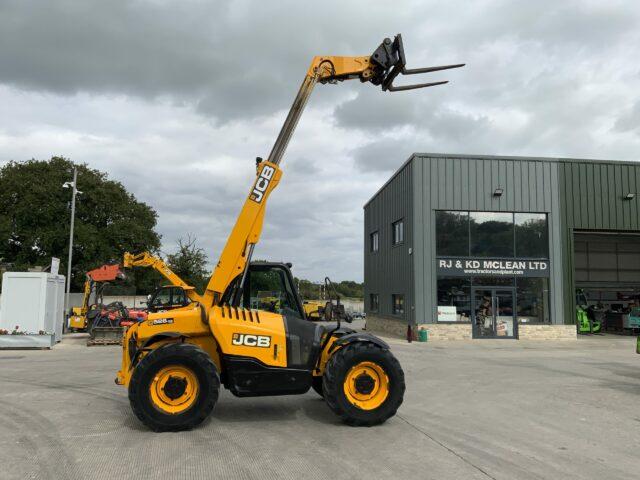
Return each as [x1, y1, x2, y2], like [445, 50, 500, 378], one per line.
[631, 308, 640, 353]
[576, 289, 602, 334]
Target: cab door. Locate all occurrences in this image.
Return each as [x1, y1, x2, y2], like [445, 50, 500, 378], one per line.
[212, 264, 323, 397]
[242, 265, 321, 370]
[148, 286, 190, 312]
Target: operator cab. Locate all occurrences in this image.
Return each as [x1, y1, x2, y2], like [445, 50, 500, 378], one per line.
[222, 261, 331, 397]
[147, 285, 192, 312]
[222, 262, 306, 319]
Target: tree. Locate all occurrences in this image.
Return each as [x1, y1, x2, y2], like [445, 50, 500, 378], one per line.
[166, 236, 209, 292]
[296, 279, 320, 300]
[294, 277, 364, 300]
[333, 280, 364, 299]
[0, 157, 161, 290]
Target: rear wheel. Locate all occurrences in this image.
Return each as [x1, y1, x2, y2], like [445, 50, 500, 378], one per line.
[323, 342, 404, 426]
[311, 376, 324, 397]
[128, 343, 219, 432]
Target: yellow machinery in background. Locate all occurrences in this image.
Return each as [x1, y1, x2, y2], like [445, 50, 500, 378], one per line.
[123, 252, 204, 309]
[302, 300, 325, 320]
[116, 34, 463, 431]
[302, 278, 354, 322]
[68, 264, 125, 331]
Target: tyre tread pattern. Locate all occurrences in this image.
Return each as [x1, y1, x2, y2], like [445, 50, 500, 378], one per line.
[128, 342, 219, 432]
[323, 342, 405, 426]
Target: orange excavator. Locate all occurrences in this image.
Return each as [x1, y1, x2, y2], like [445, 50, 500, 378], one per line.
[68, 263, 147, 345]
[68, 264, 126, 331]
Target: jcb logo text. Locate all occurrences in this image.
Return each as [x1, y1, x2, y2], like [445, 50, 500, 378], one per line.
[231, 333, 271, 348]
[250, 165, 275, 203]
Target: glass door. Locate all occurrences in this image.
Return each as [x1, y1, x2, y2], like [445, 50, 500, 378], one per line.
[472, 289, 495, 337]
[472, 288, 517, 339]
[494, 289, 516, 338]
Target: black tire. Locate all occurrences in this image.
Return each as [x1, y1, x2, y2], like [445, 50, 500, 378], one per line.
[311, 376, 324, 397]
[323, 342, 404, 426]
[128, 342, 219, 432]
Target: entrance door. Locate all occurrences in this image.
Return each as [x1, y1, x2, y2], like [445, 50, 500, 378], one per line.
[472, 288, 517, 339]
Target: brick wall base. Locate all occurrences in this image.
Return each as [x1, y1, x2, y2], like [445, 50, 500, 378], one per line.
[366, 317, 577, 341]
[365, 316, 407, 339]
[519, 324, 577, 340]
[423, 324, 472, 341]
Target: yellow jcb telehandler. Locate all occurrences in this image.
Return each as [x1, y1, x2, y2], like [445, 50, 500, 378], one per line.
[116, 34, 463, 431]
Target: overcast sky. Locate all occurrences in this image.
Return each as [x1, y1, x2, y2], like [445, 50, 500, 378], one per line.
[1, 1, 639, 282]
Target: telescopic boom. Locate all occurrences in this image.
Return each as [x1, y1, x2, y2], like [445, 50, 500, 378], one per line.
[202, 34, 464, 307]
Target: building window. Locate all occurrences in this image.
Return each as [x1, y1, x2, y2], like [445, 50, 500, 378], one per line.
[370, 231, 379, 252]
[436, 277, 471, 322]
[436, 210, 549, 259]
[392, 219, 404, 245]
[436, 211, 469, 256]
[470, 211, 514, 257]
[516, 277, 551, 324]
[515, 213, 548, 258]
[392, 294, 404, 315]
[370, 294, 379, 312]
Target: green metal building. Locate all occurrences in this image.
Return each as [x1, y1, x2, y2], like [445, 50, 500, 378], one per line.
[364, 154, 640, 340]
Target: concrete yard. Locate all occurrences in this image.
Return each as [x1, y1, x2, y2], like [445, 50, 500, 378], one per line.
[0, 332, 639, 480]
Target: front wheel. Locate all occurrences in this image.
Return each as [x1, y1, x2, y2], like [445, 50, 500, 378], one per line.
[128, 343, 219, 432]
[323, 342, 404, 426]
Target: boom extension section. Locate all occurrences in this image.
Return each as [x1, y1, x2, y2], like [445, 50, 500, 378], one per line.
[203, 34, 464, 307]
[123, 252, 203, 304]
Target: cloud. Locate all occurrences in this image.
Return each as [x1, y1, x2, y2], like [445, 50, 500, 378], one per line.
[614, 100, 640, 134]
[1, 0, 640, 283]
[0, 1, 409, 123]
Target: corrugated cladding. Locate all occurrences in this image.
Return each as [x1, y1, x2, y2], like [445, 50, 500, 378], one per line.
[412, 154, 564, 324]
[559, 160, 640, 323]
[365, 153, 640, 329]
[363, 160, 413, 324]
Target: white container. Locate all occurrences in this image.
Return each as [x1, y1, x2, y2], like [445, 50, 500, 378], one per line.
[0, 272, 66, 342]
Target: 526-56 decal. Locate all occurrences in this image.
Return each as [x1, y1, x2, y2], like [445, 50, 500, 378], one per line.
[232, 333, 271, 348]
[148, 318, 173, 326]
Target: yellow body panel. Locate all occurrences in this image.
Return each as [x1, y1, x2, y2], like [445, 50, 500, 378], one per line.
[68, 280, 92, 330]
[307, 56, 373, 80]
[117, 304, 221, 387]
[303, 301, 324, 319]
[68, 314, 86, 329]
[208, 306, 287, 368]
[314, 335, 338, 376]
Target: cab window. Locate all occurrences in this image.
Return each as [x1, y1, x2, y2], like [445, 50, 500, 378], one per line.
[151, 288, 171, 308]
[171, 287, 188, 306]
[149, 287, 189, 310]
[244, 266, 302, 318]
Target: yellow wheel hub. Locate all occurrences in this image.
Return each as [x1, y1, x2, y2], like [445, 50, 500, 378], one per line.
[343, 361, 389, 410]
[149, 365, 199, 415]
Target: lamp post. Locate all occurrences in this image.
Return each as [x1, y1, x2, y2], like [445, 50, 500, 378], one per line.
[63, 167, 82, 330]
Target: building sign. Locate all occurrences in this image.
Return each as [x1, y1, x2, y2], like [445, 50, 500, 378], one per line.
[437, 306, 458, 322]
[437, 258, 550, 277]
